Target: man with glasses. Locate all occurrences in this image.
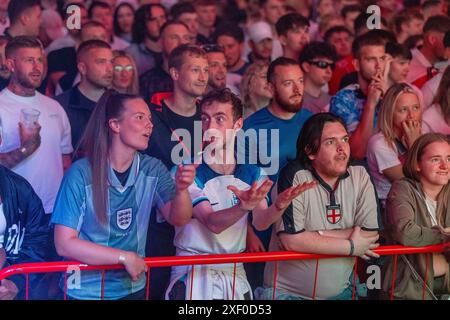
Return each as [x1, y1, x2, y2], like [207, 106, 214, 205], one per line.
[299, 41, 337, 114]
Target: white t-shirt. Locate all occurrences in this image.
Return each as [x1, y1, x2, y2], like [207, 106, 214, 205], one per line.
[0, 89, 73, 213]
[422, 104, 450, 135]
[367, 132, 401, 201]
[0, 203, 6, 248]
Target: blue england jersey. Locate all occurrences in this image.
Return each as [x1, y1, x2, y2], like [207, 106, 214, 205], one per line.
[51, 153, 176, 300]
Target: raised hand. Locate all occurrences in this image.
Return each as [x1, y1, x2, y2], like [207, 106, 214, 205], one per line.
[274, 181, 317, 211]
[401, 120, 422, 148]
[0, 280, 19, 300]
[227, 179, 273, 212]
[174, 163, 198, 192]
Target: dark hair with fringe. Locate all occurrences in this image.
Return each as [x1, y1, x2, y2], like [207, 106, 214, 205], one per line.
[295, 113, 348, 170]
[200, 88, 243, 122]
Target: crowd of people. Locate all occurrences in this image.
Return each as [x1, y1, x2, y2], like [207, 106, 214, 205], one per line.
[0, 0, 449, 301]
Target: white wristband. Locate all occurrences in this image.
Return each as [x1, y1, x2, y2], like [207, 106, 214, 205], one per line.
[118, 253, 126, 264]
[317, 230, 324, 236]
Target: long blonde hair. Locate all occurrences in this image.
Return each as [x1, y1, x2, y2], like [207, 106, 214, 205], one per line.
[112, 50, 139, 95]
[377, 83, 421, 149]
[240, 60, 270, 117]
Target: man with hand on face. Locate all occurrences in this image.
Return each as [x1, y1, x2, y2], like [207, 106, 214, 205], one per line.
[165, 88, 316, 300]
[329, 31, 389, 160]
[263, 113, 380, 300]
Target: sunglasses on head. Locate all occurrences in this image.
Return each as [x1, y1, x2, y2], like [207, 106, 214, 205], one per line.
[308, 60, 335, 70]
[114, 65, 134, 72]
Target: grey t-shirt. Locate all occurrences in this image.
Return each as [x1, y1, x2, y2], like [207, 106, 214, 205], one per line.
[302, 91, 331, 114]
[264, 163, 379, 299]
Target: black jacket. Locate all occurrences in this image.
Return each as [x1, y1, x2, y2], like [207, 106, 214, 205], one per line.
[0, 165, 51, 296]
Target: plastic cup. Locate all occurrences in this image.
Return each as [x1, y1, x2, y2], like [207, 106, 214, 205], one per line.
[20, 108, 40, 129]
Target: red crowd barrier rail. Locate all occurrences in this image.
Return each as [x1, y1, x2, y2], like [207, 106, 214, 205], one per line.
[0, 244, 447, 300]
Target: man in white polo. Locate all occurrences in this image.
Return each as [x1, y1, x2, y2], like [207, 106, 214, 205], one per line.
[263, 112, 380, 300]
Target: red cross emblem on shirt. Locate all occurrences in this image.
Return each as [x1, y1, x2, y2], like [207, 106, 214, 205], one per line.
[326, 204, 342, 224]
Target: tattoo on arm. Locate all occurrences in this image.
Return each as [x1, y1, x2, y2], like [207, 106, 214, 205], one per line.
[0, 148, 27, 168]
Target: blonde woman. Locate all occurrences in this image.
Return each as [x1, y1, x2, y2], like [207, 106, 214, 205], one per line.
[240, 61, 272, 119]
[382, 133, 450, 300]
[367, 83, 426, 206]
[112, 51, 139, 95]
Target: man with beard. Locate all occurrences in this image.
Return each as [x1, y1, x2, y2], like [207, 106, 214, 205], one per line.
[126, 4, 167, 76]
[55, 40, 113, 158]
[0, 36, 73, 216]
[406, 15, 450, 88]
[165, 88, 316, 300]
[247, 21, 273, 64]
[239, 57, 313, 291]
[329, 32, 389, 160]
[242, 57, 313, 183]
[262, 113, 380, 300]
[144, 44, 208, 300]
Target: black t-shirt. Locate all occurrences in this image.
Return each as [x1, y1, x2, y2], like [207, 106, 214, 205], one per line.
[144, 100, 201, 169]
[48, 47, 78, 91]
[113, 164, 132, 186]
[54, 85, 97, 152]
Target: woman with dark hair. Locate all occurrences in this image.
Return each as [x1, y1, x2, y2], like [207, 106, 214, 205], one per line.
[113, 2, 135, 43]
[383, 133, 450, 300]
[50, 91, 197, 300]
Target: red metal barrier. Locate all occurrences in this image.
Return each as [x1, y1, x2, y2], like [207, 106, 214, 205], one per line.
[0, 244, 447, 300]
